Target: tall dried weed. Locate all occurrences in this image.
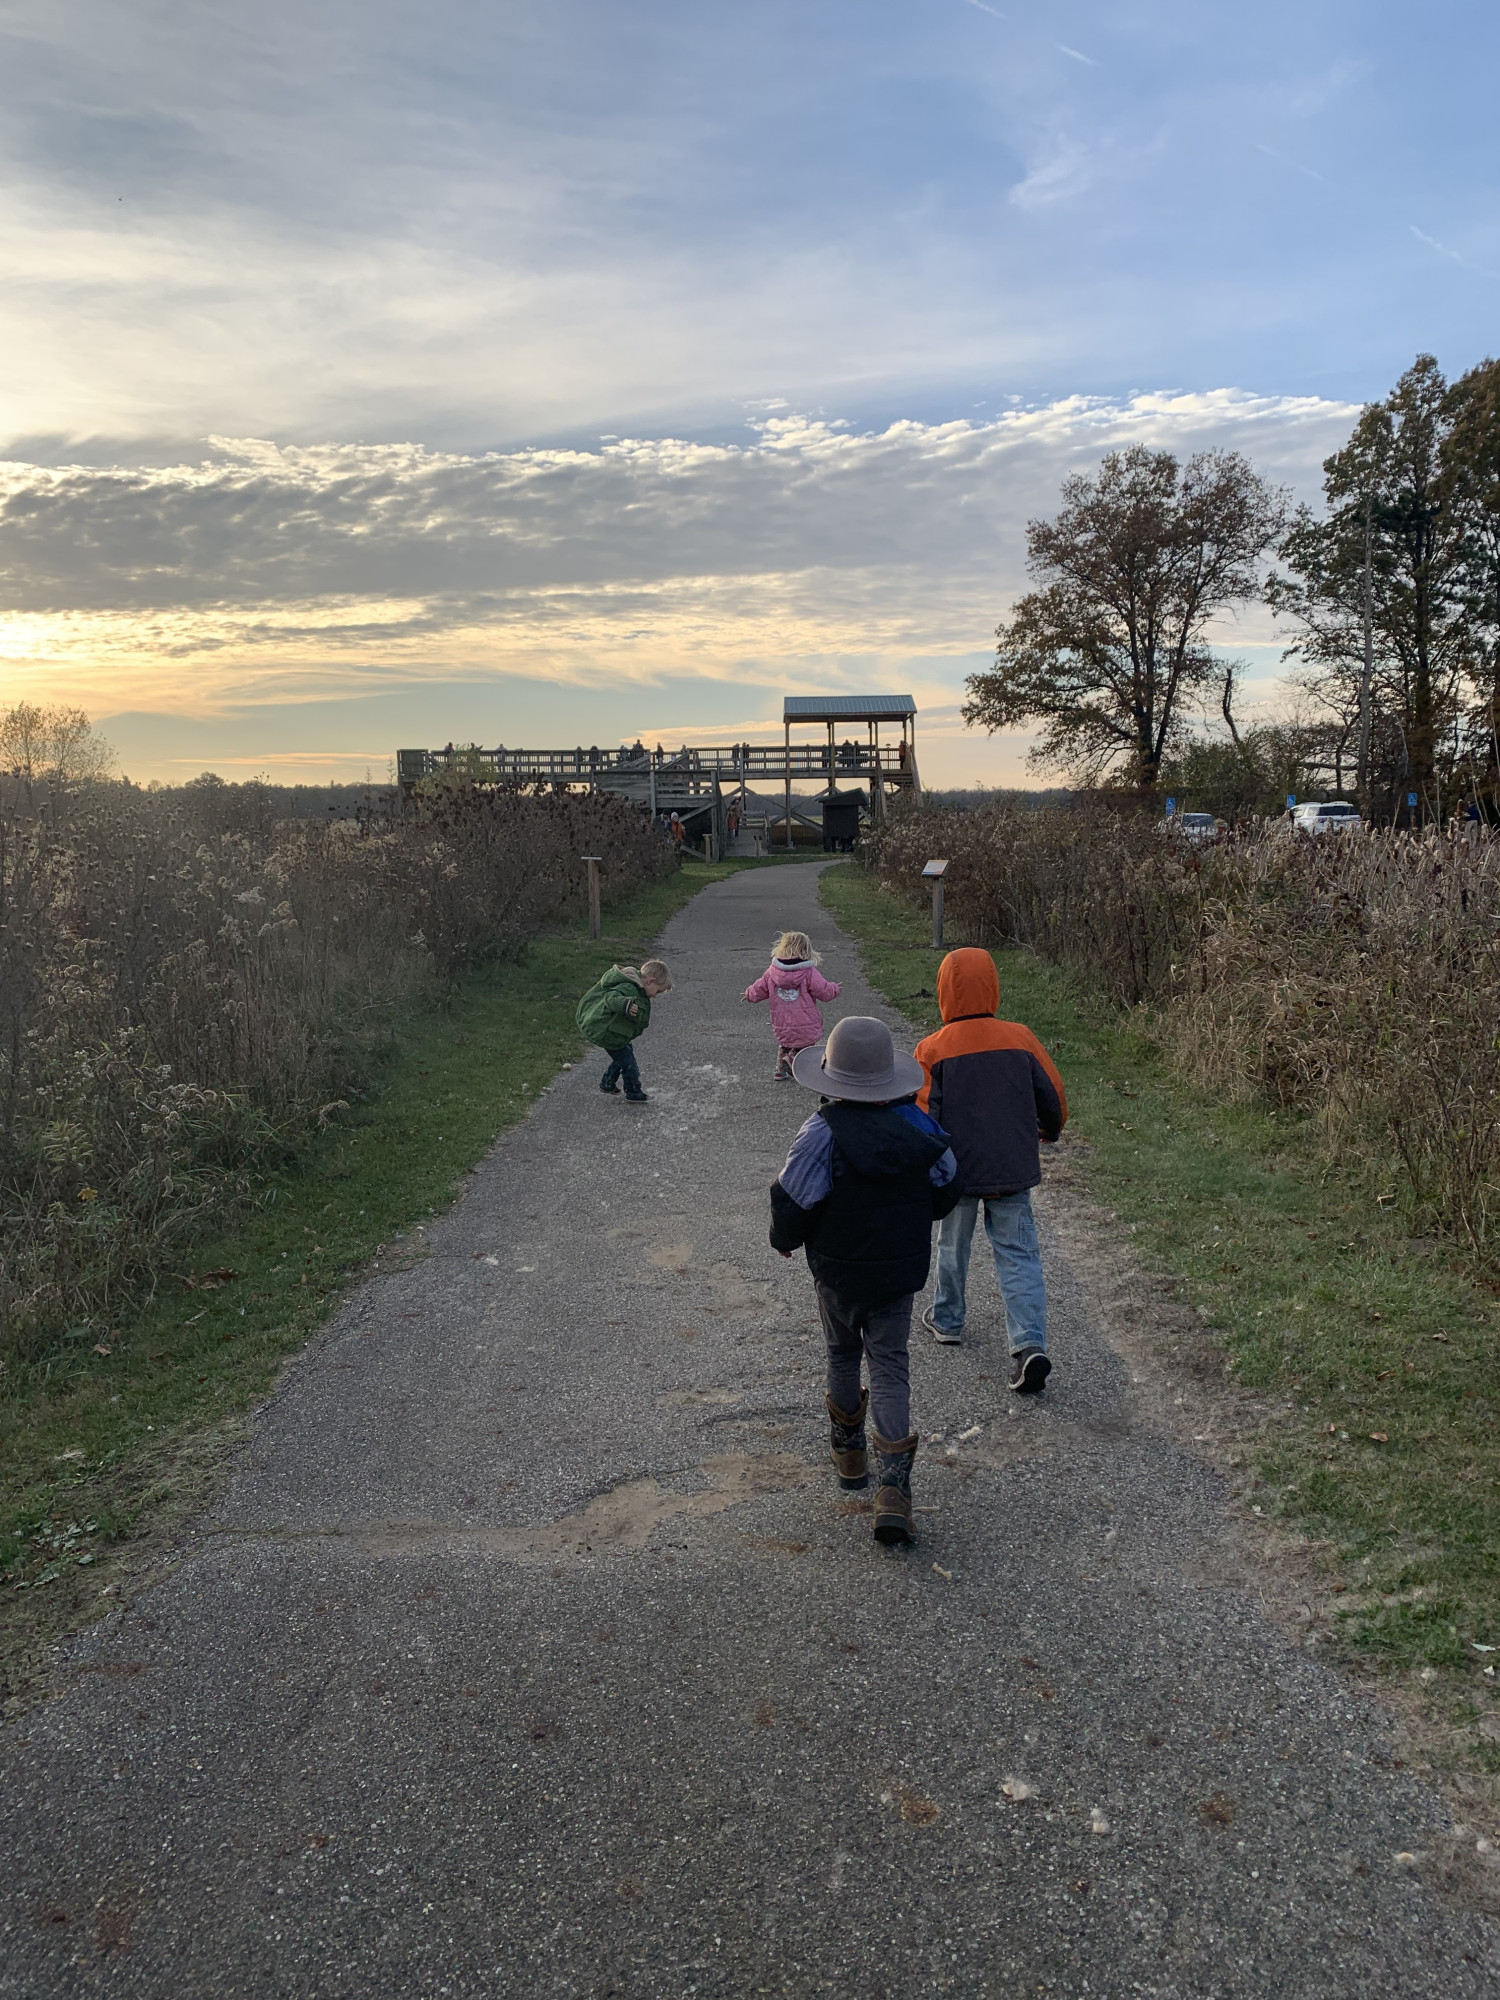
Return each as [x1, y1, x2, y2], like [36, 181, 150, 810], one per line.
[1, 775, 669, 1369]
[864, 799, 1500, 1258]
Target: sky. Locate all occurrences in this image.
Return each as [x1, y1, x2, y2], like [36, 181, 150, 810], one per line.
[1, 0, 1497, 787]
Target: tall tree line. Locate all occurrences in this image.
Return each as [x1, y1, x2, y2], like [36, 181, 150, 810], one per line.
[1271, 354, 1500, 821]
[965, 354, 1500, 820]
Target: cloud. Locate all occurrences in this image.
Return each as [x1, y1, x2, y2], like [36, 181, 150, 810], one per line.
[0, 389, 1358, 720]
[1007, 140, 1095, 211]
[1254, 141, 1329, 186]
[0, 0, 1488, 456]
[1410, 225, 1499, 283]
[0, 3, 1488, 786]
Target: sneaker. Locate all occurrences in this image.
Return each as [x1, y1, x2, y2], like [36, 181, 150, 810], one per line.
[623, 1088, 650, 1104]
[599, 1075, 620, 1094]
[1009, 1347, 1052, 1394]
[921, 1304, 963, 1347]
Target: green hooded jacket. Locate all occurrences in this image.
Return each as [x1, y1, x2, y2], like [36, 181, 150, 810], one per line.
[576, 965, 651, 1051]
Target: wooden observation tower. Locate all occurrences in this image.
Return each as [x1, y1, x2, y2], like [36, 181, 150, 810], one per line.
[396, 692, 920, 857]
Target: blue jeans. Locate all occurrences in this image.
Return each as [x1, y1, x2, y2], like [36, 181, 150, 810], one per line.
[601, 1043, 642, 1093]
[932, 1191, 1047, 1353]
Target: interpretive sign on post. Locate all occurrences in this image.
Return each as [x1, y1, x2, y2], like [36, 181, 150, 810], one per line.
[922, 859, 949, 949]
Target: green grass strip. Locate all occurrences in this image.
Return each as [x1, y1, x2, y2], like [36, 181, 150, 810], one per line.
[821, 864, 1500, 1722]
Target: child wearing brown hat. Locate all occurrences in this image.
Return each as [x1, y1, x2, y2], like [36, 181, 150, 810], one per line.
[768, 1015, 960, 1545]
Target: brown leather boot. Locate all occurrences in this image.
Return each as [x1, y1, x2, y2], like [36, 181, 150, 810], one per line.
[825, 1389, 869, 1490]
[871, 1430, 919, 1545]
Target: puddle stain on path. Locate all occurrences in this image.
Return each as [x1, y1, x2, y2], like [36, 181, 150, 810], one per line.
[338, 1452, 819, 1559]
[643, 1237, 774, 1314]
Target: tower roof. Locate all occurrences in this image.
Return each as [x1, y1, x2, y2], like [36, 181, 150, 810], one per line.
[782, 694, 915, 723]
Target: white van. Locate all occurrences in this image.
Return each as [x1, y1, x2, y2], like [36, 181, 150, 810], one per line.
[1291, 800, 1362, 835]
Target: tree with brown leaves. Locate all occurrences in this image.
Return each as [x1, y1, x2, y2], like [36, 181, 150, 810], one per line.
[964, 445, 1285, 795]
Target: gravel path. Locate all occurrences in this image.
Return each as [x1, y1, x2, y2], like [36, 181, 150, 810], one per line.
[3, 861, 1495, 1997]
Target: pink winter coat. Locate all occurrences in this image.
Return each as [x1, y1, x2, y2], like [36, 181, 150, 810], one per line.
[743, 957, 841, 1051]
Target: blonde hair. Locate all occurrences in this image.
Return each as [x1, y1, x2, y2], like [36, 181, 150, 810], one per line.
[639, 958, 672, 990]
[772, 930, 820, 965]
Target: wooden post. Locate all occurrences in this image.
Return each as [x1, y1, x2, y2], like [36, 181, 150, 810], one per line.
[583, 856, 602, 940]
[784, 716, 793, 849]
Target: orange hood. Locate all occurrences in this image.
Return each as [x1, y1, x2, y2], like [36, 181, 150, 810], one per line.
[937, 948, 999, 1023]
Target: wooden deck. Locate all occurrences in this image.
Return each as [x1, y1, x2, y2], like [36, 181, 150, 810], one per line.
[396, 741, 917, 789]
[398, 697, 922, 855]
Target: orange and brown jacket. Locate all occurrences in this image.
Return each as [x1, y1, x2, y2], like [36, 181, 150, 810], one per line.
[914, 949, 1067, 1197]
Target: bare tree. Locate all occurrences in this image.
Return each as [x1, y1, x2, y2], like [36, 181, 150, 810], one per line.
[1443, 356, 1500, 806]
[964, 446, 1286, 794]
[0, 703, 115, 806]
[1270, 357, 1470, 819]
[1220, 659, 1245, 752]
[0, 703, 50, 802]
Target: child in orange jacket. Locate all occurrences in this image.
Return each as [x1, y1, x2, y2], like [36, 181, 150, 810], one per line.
[913, 948, 1066, 1392]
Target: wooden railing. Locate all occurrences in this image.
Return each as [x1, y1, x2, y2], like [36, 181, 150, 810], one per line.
[397, 743, 914, 787]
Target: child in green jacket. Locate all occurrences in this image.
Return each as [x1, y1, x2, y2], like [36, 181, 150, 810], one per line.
[575, 959, 672, 1103]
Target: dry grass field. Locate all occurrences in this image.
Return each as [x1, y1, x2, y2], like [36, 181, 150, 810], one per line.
[865, 798, 1500, 1262]
[0, 767, 671, 1374]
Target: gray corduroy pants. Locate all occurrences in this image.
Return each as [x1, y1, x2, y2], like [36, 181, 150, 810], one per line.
[814, 1282, 914, 1443]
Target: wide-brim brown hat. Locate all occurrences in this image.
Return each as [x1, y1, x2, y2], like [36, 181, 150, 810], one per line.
[791, 1015, 925, 1102]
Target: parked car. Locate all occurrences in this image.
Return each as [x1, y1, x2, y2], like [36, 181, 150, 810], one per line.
[1160, 810, 1220, 845]
[1291, 800, 1362, 836]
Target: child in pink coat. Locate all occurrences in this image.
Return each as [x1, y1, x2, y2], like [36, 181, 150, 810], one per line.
[744, 929, 842, 1080]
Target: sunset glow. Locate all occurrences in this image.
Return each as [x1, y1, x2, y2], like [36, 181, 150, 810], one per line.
[3, 1, 1495, 782]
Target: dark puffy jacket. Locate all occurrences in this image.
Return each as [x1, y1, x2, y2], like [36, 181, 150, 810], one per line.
[914, 949, 1067, 1197]
[769, 1101, 961, 1306]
